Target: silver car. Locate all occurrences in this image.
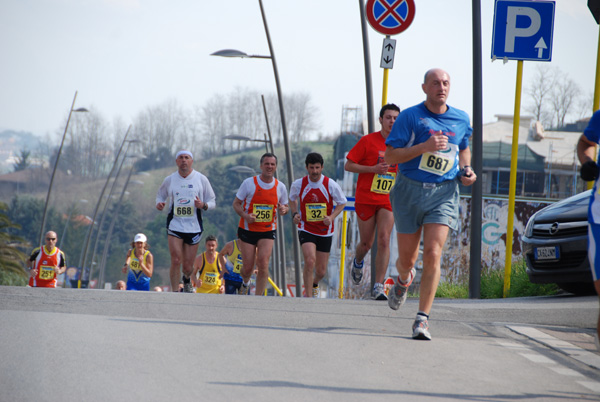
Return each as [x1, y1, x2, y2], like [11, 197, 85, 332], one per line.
[522, 190, 595, 295]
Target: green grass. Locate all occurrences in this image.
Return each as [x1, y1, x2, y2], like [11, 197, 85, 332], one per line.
[435, 259, 559, 299]
[436, 281, 469, 299]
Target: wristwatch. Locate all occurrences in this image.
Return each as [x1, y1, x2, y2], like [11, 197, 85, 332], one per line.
[202, 202, 208, 211]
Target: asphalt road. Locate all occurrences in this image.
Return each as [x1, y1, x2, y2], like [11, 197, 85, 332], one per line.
[1, 286, 599, 402]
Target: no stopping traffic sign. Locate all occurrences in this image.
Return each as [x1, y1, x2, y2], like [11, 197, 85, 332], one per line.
[366, 0, 416, 35]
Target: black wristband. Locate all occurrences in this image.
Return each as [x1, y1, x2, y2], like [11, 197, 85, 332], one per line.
[459, 166, 472, 178]
[292, 212, 298, 218]
[581, 160, 599, 181]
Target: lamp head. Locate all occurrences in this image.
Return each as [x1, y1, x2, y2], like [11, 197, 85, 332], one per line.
[210, 49, 249, 58]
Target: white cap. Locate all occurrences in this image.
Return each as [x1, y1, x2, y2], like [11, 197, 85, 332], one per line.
[176, 150, 193, 160]
[134, 233, 147, 243]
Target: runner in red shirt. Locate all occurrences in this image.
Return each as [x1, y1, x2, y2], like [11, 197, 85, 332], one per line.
[28, 231, 66, 288]
[289, 153, 347, 297]
[233, 153, 289, 296]
[345, 104, 400, 300]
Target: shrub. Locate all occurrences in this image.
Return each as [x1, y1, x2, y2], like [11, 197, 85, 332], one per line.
[434, 259, 559, 299]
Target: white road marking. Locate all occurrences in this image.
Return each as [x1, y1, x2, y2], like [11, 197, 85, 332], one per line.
[499, 326, 600, 394]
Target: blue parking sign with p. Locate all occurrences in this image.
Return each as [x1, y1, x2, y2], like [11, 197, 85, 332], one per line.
[491, 0, 555, 62]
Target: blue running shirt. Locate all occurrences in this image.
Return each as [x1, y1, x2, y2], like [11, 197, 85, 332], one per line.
[583, 110, 600, 224]
[386, 102, 472, 183]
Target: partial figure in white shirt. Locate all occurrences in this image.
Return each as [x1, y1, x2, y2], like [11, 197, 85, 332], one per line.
[156, 150, 216, 292]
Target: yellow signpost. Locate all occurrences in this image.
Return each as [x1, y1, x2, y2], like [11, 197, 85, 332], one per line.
[491, 1, 555, 297]
[503, 60, 524, 297]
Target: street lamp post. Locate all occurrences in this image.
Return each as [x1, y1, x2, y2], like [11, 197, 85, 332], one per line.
[39, 91, 88, 247]
[77, 126, 132, 288]
[98, 161, 143, 289]
[260, 95, 275, 154]
[86, 139, 141, 285]
[211, 0, 302, 296]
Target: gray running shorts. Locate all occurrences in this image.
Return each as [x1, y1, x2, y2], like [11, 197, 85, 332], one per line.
[390, 173, 460, 234]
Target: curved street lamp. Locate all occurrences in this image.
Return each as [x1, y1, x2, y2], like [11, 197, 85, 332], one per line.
[224, 134, 271, 153]
[77, 126, 132, 288]
[210, 0, 302, 296]
[228, 165, 259, 175]
[86, 139, 142, 286]
[97, 159, 145, 289]
[39, 91, 88, 247]
[210, 49, 271, 59]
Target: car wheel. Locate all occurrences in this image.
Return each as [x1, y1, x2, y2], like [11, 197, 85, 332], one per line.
[557, 282, 597, 296]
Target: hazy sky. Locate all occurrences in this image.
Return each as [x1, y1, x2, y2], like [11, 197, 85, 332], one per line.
[1, 0, 597, 140]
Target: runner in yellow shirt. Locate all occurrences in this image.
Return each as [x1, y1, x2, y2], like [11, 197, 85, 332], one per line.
[192, 235, 224, 294]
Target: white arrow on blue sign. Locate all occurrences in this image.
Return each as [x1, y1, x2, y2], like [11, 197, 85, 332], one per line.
[491, 0, 555, 62]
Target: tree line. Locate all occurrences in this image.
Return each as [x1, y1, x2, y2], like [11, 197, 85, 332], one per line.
[15, 87, 321, 179]
[1, 141, 336, 288]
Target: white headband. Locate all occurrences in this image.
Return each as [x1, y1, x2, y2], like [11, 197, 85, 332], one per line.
[176, 150, 193, 160]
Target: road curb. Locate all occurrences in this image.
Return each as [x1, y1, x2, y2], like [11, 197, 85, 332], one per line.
[507, 325, 600, 371]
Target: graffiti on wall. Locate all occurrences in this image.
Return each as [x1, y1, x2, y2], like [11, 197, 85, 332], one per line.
[441, 197, 553, 282]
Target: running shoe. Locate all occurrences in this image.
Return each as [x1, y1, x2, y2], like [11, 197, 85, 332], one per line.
[312, 285, 319, 298]
[372, 282, 388, 300]
[388, 267, 416, 310]
[350, 258, 363, 285]
[182, 281, 194, 293]
[412, 316, 432, 340]
[239, 283, 250, 295]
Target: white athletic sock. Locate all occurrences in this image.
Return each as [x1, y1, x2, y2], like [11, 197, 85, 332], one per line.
[397, 269, 413, 285]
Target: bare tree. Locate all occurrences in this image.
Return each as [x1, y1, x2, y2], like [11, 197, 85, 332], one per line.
[261, 92, 319, 145]
[198, 94, 227, 156]
[263, 93, 282, 144]
[575, 91, 594, 122]
[111, 116, 129, 151]
[190, 88, 320, 158]
[132, 99, 189, 160]
[285, 92, 319, 142]
[228, 87, 264, 142]
[63, 109, 112, 179]
[550, 69, 580, 129]
[526, 65, 554, 126]
[526, 65, 584, 129]
[199, 88, 274, 156]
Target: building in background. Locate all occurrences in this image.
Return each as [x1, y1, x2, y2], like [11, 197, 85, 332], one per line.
[479, 115, 588, 199]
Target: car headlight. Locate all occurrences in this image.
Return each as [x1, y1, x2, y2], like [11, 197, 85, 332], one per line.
[524, 212, 538, 238]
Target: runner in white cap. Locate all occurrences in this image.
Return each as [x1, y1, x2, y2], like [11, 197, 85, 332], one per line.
[121, 233, 154, 291]
[156, 150, 216, 292]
